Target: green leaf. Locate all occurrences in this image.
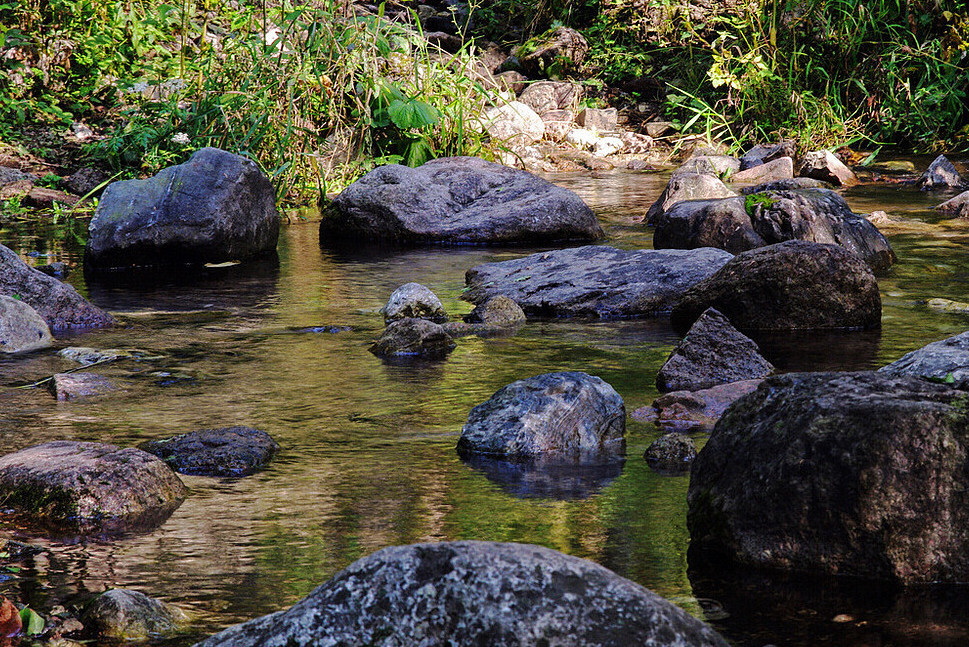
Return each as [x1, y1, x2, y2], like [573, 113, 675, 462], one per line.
[19, 607, 44, 635]
[387, 99, 440, 130]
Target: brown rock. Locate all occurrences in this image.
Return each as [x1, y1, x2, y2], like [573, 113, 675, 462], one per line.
[48, 373, 116, 400]
[730, 157, 794, 184]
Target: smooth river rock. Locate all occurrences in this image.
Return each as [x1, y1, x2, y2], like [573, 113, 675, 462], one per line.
[85, 147, 280, 269]
[688, 371, 969, 583]
[0, 441, 186, 531]
[644, 172, 737, 224]
[323, 157, 602, 245]
[141, 426, 280, 477]
[192, 541, 729, 647]
[671, 240, 882, 334]
[879, 329, 969, 389]
[0, 243, 115, 330]
[369, 318, 455, 358]
[380, 282, 448, 323]
[0, 294, 52, 354]
[83, 589, 189, 641]
[462, 245, 732, 318]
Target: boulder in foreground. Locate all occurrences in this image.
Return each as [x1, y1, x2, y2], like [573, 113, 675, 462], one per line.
[879, 329, 969, 389]
[192, 541, 729, 647]
[0, 295, 52, 354]
[322, 157, 603, 245]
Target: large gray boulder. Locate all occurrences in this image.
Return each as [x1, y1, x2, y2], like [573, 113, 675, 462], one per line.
[0, 244, 115, 330]
[644, 172, 737, 224]
[653, 188, 896, 272]
[0, 295, 52, 353]
[879, 329, 969, 388]
[83, 589, 189, 641]
[688, 371, 969, 583]
[0, 441, 186, 531]
[322, 157, 602, 245]
[462, 245, 732, 318]
[141, 426, 280, 477]
[918, 154, 965, 190]
[457, 372, 625, 459]
[85, 147, 280, 269]
[192, 541, 729, 647]
[671, 240, 882, 334]
[657, 307, 773, 392]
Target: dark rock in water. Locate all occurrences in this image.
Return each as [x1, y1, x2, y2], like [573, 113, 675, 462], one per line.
[644, 172, 737, 224]
[83, 589, 189, 641]
[0, 441, 186, 532]
[648, 187, 896, 274]
[49, 373, 116, 400]
[192, 541, 729, 647]
[35, 261, 71, 278]
[141, 426, 280, 477]
[0, 295, 52, 354]
[633, 379, 764, 431]
[739, 141, 795, 170]
[462, 245, 732, 319]
[369, 318, 455, 358]
[380, 282, 448, 323]
[0, 243, 115, 330]
[461, 453, 623, 500]
[917, 154, 965, 190]
[936, 190, 969, 216]
[85, 147, 280, 270]
[688, 371, 969, 583]
[294, 325, 352, 334]
[671, 240, 882, 334]
[657, 308, 773, 392]
[323, 156, 602, 245]
[879, 329, 969, 389]
[644, 432, 696, 473]
[463, 295, 526, 327]
[738, 177, 831, 193]
[457, 372, 625, 459]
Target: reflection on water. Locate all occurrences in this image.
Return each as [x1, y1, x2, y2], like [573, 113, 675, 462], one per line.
[460, 453, 625, 500]
[0, 166, 968, 645]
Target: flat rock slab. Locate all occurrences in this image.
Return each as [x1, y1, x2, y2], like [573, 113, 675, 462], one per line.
[86, 147, 280, 269]
[0, 243, 115, 331]
[0, 441, 186, 531]
[879, 329, 969, 389]
[462, 245, 733, 318]
[192, 541, 729, 647]
[0, 295, 52, 354]
[141, 426, 280, 477]
[457, 371, 625, 460]
[323, 156, 603, 245]
[688, 371, 969, 583]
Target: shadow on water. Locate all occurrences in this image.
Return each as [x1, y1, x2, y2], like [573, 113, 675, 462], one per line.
[460, 453, 626, 501]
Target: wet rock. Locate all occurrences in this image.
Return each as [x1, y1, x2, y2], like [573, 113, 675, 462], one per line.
[0, 441, 186, 531]
[83, 589, 189, 641]
[463, 295, 525, 327]
[518, 81, 582, 116]
[58, 347, 129, 365]
[193, 541, 729, 647]
[482, 101, 545, 146]
[657, 308, 773, 392]
[671, 240, 882, 334]
[463, 245, 732, 319]
[380, 282, 447, 323]
[644, 432, 696, 473]
[936, 190, 969, 217]
[632, 379, 764, 431]
[35, 261, 71, 278]
[141, 426, 280, 477]
[457, 372, 625, 459]
[879, 329, 969, 389]
[653, 188, 896, 272]
[644, 172, 737, 224]
[519, 26, 589, 77]
[739, 141, 795, 170]
[798, 150, 858, 186]
[730, 157, 794, 184]
[369, 318, 455, 358]
[917, 154, 964, 190]
[85, 147, 280, 270]
[869, 159, 918, 174]
[0, 244, 115, 331]
[324, 157, 602, 245]
[577, 107, 618, 132]
[0, 295, 52, 354]
[49, 373, 116, 401]
[688, 371, 969, 583]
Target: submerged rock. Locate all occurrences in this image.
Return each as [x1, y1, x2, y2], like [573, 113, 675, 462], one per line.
[323, 157, 602, 245]
[644, 432, 696, 473]
[192, 541, 729, 647]
[49, 373, 116, 401]
[141, 426, 280, 477]
[0, 244, 115, 330]
[380, 282, 447, 323]
[917, 154, 964, 190]
[83, 589, 189, 641]
[0, 295, 52, 354]
[0, 441, 186, 531]
[688, 371, 969, 583]
[457, 372, 625, 459]
[86, 148, 280, 270]
[879, 329, 969, 389]
[369, 318, 455, 358]
[671, 240, 882, 334]
[462, 453, 623, 500]
[462, 245, 732, 319]
[657, 308, 773, 392]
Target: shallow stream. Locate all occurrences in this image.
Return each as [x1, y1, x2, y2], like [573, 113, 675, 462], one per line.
[1, 162, 969, 646]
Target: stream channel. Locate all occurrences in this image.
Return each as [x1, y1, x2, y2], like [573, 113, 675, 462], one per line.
[1, 162, 969, 646]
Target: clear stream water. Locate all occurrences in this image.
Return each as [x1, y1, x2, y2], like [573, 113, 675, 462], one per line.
[1, 163, 969, 646]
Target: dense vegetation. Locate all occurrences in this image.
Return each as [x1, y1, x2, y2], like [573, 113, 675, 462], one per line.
[1, 0, 967, 205]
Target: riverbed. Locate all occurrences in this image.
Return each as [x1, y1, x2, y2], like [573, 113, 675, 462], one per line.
[1, 164, 968, 646]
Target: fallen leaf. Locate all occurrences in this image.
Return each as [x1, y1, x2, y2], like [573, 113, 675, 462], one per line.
[0, 597, 22, 636]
